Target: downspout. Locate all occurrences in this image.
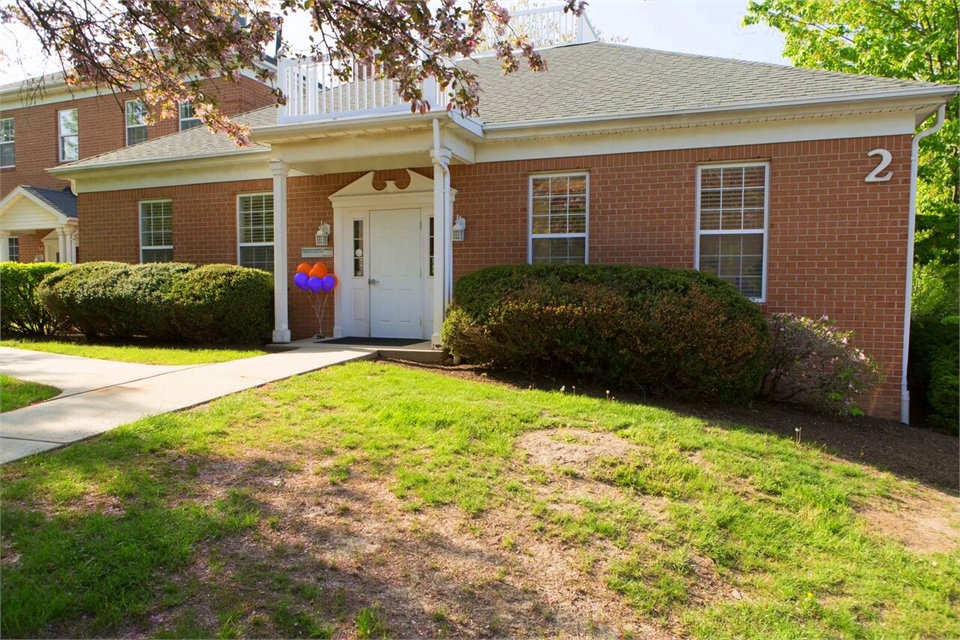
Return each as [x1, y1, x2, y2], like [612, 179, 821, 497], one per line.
[432, 118, 451, 347]
[901, 105, 946, 424]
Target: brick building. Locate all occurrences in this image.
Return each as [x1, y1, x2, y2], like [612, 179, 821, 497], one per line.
[0, 70, 275, 262]
[41, 15, 960, 422]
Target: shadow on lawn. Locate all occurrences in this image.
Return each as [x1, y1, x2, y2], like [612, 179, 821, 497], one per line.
[1, 439, 566, 639]
[394, 361, 960, 494]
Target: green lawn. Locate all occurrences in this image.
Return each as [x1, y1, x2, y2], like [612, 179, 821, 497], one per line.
[1, 362, 957, 638]
[0, 375, 60, 412]
[1, 339, 267, 365]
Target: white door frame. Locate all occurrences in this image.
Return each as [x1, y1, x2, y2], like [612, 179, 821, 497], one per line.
[330, 171, 453, 340]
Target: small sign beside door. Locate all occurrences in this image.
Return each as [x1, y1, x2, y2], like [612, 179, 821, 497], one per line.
[301, 247, 333, 258]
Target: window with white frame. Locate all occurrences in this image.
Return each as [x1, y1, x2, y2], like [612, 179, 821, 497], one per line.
[58, 108, 79, 162]
[125, 100, 149, 146]
[353, 219, 364, 277]
[179, 102, 201, 131]
[696, 163, 768, 301]
[0, 118, 14, 168]
[238, 193, 274, 272]
[8, 237, 19, 262]
[530, 173, 588, 264]
[140, 200, 173, 262]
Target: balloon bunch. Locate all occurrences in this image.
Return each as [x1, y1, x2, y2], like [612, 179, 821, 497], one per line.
[294, 262, 339, 339]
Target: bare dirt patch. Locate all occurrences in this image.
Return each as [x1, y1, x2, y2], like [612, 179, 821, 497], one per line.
[859, 488, 960, 554]
[518, 428, 640, 474]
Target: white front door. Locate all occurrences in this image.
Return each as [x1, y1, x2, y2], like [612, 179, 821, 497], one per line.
[369, 208, 422, 338]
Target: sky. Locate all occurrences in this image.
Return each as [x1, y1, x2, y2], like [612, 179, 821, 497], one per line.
[0, 0, 790, 85]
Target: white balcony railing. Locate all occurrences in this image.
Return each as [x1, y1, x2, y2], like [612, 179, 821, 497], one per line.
[277, 5, 598, 125]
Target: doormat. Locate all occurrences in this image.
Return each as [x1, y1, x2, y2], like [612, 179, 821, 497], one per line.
[320, 337, 425, 347]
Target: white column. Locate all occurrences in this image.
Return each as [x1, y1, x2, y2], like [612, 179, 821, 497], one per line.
[270, 160, 291, 343]
[72, 232, 80, 263]
[56, 227, 67, 263]
[431, 149, 451, 347]
[65, 231, 76, 263]
[0, 231, 10, 262]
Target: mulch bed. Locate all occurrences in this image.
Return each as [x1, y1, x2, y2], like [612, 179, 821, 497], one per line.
[387, 360, 960, 494]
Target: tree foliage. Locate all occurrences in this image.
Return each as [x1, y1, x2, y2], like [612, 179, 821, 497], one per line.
[2, 0, 584, 145]
[745, 0, 959, 266]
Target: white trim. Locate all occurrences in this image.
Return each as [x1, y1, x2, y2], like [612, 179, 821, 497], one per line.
[0, 186, 76, 228]
[527, 171, 590, 265]
[694, 161, 770, 303]
[236, 191, 275, 270]
[0, 117, 14, 168]
[138, 199, 173, 263]
[58, 107, 79, 162]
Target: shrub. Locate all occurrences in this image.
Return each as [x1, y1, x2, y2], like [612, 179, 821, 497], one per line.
[909, 262, 959, 433]
[37, 262, 131, 338]
[170, 264, 273, 344]
[443, 264, 769, 403]
[760, 313, 883, 416]
[38, 261, 273, 344]
[0, 262, 70, 336]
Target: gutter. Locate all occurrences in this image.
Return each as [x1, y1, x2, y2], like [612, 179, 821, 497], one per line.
[901, 105, 947, 425]
[483, 85, 959, 132]
[47, 146, 269, 177]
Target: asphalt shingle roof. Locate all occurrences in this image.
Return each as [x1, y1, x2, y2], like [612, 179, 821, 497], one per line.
[57, 42, 951, 171]
[466, 42, 946, 124]
[23, 186, 77, 219]
[61, 106, 276, 169]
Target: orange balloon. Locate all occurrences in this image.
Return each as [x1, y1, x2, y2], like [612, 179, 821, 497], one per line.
[331, 274, 339, 289]
[296, 262, 311, 274]
[309, 264, 327, 279]
[313, 262, 328, 277]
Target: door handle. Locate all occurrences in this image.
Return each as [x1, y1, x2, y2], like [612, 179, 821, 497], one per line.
[369, 278, 379, 285]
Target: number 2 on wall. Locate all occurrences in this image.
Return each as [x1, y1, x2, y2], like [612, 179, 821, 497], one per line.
[865, 149, 893, 182]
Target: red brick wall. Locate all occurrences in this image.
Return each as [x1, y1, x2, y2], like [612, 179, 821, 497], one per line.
[0, 75, 275, 198]
[9, 230, 52, 262]
[76, 136, 912, 419]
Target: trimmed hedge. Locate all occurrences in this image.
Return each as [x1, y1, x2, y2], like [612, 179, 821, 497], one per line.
[442, 264, 770, 402]
[38, 262, 273, 344]
[0, 262, 70, 336]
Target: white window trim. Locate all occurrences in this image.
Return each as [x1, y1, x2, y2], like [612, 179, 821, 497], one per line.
[694, 161, 770, 303]
[0, 117, 14, 168]
[527, 171, 590, 264]
[58, 108, 79, 163]
[236, 192, 275, 268]
[8, 237, 19, 262]
[138, 199, 173, 263]
[125, 99, 148, 146]
[178, 102, 201, 131]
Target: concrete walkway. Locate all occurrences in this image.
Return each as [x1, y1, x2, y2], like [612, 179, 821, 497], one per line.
[0, 346, 375, 464]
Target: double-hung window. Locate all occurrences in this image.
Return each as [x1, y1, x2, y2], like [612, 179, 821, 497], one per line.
[696, 163, 769, 301]
[529, 173, 589, 264]
[58, 108, 79, 162]
[0, 118, 14, 167]
[179, 102, 201, 131]
[126, 100, 149, 146]
[238, 193, 274, 272]
[8, 237, 19, 262]
[140, 200, 173, 262]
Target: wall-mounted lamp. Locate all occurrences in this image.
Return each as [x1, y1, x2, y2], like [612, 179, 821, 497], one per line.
[316, 222, 331, 246]
[452, 216, 466, 242]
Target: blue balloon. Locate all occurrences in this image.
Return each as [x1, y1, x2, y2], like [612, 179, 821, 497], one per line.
[320, 274, 336, 292]
[293, 272, 309, 290]
[308, 276, 323, 293]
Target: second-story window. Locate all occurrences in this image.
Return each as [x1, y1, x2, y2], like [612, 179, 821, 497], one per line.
[179, 102, 202, 131]
[126, 100, 148, 146]
[58, 109, 79, 162]
[0, 118, 14, 168]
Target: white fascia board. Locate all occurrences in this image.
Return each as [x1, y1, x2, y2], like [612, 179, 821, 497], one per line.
[482, 85, 959, 134]
[47, 147, 270, 178]
[476, 111, 919, 164]
[65, 154, 306, 193]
